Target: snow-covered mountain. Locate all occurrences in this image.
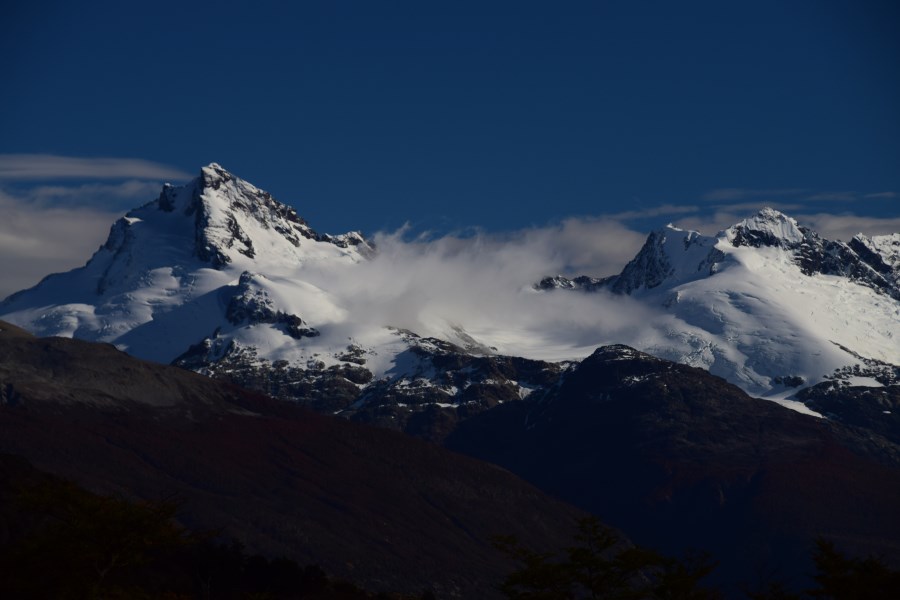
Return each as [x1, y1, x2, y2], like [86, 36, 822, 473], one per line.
[0, 164, 556, 427]
[539, 208, 900, 412]
[1, 164, 371, 361]
[2, 165, 898, 424]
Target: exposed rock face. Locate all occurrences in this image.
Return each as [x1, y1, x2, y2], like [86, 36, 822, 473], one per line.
[797, 380, 900, 444]
[341, 332, 564, 441]
[88, 164, 374, 296]
[726, 207, 806, 249]
[723, 210, 900, 299]
[182, 163, 369, 267]
[174, 327, 564, 441]
[535, 274, 609, 292]
[223, 272, 320, 339]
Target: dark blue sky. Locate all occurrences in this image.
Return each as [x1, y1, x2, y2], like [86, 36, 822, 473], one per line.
[2, 0, 898, 236]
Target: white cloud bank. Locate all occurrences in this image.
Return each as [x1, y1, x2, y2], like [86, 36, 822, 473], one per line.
[295, 223, 657, 360]
[0, 190, 122, 297]
[0, 154, 192, 298]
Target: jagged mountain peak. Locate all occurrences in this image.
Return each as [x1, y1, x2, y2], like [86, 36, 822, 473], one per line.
[118, 164, 372, 271]
[853, 232, 900, 269]
[603, 223, 721, 294]
[530, 207, 900, 403]
[200, 161, 231, 182]
[724, 206, 806, 249]
[0, 164, 372, 353]
[545, 208, 898, 300]
[194, 162, 259, 194]
[143, 163, 371, 268]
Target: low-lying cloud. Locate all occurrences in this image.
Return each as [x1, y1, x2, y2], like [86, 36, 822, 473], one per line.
[299, 223, 656, 358]
[302, 207, 900, 361]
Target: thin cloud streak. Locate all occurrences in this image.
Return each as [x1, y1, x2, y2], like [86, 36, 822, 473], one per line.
[710, 202, 808, 214]
[804, 191, 859, 202]
[701, 186, 899, 207]
[14, 180, 164, 208]
[799, 213, 900, 241]
[607, 204, 700, 221]
[0, 154, 191, 181]
[863, 192, 897, 200]
[671, 209, 900, 242]
[702, 188, 806, 202]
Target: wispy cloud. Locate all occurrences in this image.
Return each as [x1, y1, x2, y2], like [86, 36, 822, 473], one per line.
[11, 180, 165, 209]
[863, 192, 897, 200]
[701, 188, 806, 202]
[798, 213, 900, 241]
[701, 186, 898, 207]
[384, 217, 647, 279]
[607, 204, 700, 220]
[670, 208, 900, 242]
[709, 202, 808, 213]
[803, 191, 859, 202]
[0, 154, 191, 181]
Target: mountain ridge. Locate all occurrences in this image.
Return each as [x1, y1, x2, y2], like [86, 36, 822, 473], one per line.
[540, 207, 900, 300]
[538, 207, 900, 406]
[2, 165, 898, 429]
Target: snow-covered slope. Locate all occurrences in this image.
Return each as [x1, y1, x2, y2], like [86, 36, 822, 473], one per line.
[2, 165, 898, 421]
[1, 164, 370, 363]
[540, 208, 900, 409]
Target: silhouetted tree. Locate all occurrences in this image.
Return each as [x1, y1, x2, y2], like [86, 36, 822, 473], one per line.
[1, 479, 191, 598]
[494, 516, 720, 599]
[0, 472, 437, 599]
[808, 539, 900, 600]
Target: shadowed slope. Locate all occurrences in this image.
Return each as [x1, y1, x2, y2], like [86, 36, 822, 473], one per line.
[446, 345, 900, 593]
[0, 322, 585, 597]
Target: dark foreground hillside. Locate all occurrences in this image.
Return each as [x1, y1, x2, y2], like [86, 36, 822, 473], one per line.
[447, 346, 900, 594]
[4, 321, 900, 597]
[0, 321, 586, 598]
[0, 453, 434, 599]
